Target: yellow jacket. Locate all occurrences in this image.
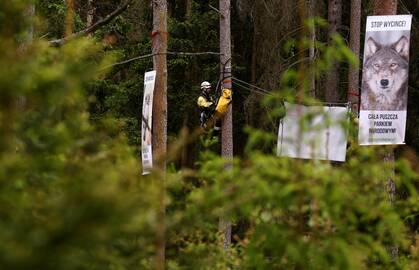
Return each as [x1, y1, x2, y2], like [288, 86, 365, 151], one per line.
[197, 96, 214, 108]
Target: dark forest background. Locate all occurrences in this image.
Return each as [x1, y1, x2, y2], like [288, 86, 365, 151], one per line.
[37, 0, 419, 164]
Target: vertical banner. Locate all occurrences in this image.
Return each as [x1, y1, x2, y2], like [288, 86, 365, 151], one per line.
[141, 71, 156, 175]
[278, 102, 349, 162]
[359, 15, 412, 145]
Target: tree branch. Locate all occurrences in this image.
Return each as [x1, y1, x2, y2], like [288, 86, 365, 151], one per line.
[101, 51, 222, 70]
[49, 0, 133, 46]
[209, 4, 223, 17]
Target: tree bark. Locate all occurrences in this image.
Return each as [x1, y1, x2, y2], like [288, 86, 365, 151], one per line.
[219, 0, 233, 248]
[371, 0, 397, 202]
[50, 0, 132, 46]
[308, 0, 316, 98]
[152, 0, 168, 268]
[18, 4, 35, 108]
[373, 0, 397, 15]
[185, 0, 192, 19]
[372, 0, 398, 259]
[325, 0, 342, 102]
[250, 23, 257, 121]
[347, 0, 361, 115]
[152, 2, 168, 169]
[297, 0, 307, 101]
[245, 19, 258, 126]
[19, 4, 35, 51]
[65, 0, 74, 37]
[27, 5, 35, 43]
[87, 0, 95, 36]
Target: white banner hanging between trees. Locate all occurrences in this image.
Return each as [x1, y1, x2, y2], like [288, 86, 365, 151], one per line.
[141, 70, 156, 175]
[359, 15, 412, 145]
[277, 102, 349, 162]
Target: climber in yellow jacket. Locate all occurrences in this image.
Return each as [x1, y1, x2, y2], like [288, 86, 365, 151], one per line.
[197, 81, 216, 128]
[197, 81, 232, 130]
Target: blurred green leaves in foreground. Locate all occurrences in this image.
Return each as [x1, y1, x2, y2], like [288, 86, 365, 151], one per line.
[2, 1, 419, 270]
[1, 2, 156, 269]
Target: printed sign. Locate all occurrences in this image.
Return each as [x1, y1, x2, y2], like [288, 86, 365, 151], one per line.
[278, 102, 349, 162]
[359, 15, 412, 145]
[141, 71, 156, 175]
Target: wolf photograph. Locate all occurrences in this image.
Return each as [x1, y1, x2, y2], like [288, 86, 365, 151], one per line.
[361, 34, 410, 111]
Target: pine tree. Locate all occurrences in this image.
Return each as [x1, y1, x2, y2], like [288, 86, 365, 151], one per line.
[347, 0, 361, 114]
[325, 0, 342, 102]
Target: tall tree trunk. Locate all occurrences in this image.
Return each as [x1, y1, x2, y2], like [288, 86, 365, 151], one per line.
[325, 0, 342, 102]
[250, 23, 257, 120]
[65, 0, 74, 37]
[19, 4, 35, 52]
[185, 0, 192, 19]
[372, 0, 398, 259]
[297, 0, 307, 101]
[152, 0, 168, 269]
[219, 0, 233, 248]
[245, 19, 257, 126]
[307, 0, 316, 98]
[347, 0, 361, 115]
[371, 0, 397, 204]
[18, 4, 35, 108]
[87, 0, 95, 36]
[26, 5, 35, 43]
[373, 0, 397, 15]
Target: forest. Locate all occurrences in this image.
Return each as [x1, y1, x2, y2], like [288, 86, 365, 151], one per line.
[1, 0, 419, 269]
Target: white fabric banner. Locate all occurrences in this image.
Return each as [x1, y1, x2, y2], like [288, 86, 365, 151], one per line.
[141, 71, 156, 175]
[359, 15, 412, 145]
[277, 102, 349, 162]
[366, 15, 412, 32]
[359, 111, 406, 145]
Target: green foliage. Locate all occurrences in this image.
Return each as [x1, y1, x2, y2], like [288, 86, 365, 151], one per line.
[160, 17, 419, 269]
[38, 0, 85, 39]
[160, 28, 419, 268]
[0, 3, 159, 269]
[166, 135, 418, 269]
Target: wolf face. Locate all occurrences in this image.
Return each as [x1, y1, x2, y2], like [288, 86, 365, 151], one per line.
[361, 36, 409, 111]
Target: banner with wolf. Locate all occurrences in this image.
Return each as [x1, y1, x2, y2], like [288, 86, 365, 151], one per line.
[141, 70, 156, 175]
[359, 15, 412, 145]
